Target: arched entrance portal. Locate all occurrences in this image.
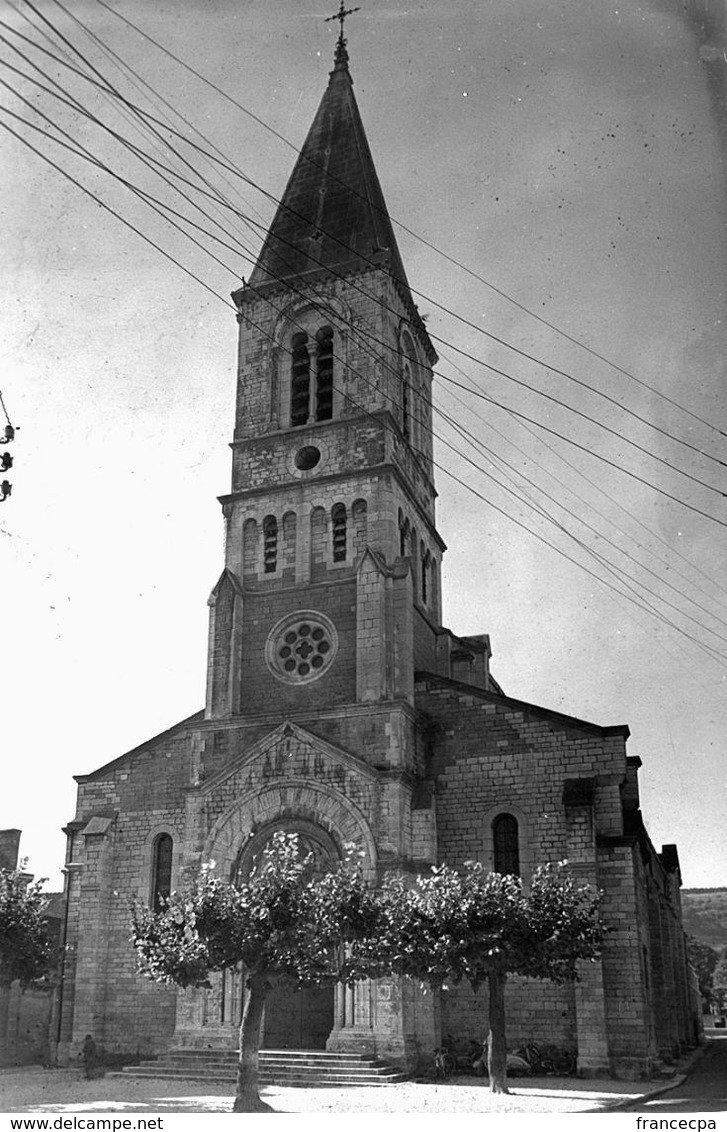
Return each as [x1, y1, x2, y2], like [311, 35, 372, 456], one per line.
[235, 819, 337, 1051]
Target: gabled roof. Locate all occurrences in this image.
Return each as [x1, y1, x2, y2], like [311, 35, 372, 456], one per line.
[74, 709, 205, 782]
[415, 670, 630, 740]
[248, 43, 410, 297]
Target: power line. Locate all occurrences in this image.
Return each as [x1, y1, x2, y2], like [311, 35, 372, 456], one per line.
[438, 396, 727, 649]
[84, 0, 727, 445]
[437, 379, 727, 630]
[0, 49, 257, 270]
[4, 114, 724, 670]
[437, 356, 727, 615]
[436, 370, 727, 529]
[2, 4, 260, 258]
[29, 0, 268, 239]
[8, 27, 722, 516]
[7, 34, 724, 536]
[4, 49, 726, 664]
[437, 343, 727, 606]
[5, 38, 724, 588]
[0, 114, 233, 309]
[7, 2, 725, 479]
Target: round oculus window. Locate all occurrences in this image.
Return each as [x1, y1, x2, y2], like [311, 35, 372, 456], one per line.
[265, 611, 338, 684]
[294, 445, 321, 471]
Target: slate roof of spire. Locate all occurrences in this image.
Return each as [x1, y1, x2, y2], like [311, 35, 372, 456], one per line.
[248, 40, 411, 296]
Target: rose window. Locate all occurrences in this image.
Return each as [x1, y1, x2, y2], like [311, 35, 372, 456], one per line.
[265, 612, 338, 684]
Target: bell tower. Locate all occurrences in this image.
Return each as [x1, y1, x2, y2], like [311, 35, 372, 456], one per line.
[205, 33, 445, 726]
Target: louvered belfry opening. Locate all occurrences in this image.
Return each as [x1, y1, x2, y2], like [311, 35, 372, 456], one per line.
[263, 515, 278, 573]
[290, 332, 311, 426]
[332, 502, 347, 562]
[315, 326, 334, 420]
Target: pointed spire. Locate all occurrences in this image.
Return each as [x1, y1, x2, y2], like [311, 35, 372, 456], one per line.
[332, 34, 350, 73]
[247, 20, 410, 298]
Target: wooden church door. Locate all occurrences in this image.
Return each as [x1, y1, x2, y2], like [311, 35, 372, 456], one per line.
[262, 980, 334, 1049]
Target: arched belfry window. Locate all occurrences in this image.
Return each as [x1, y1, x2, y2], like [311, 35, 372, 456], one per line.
[400, 329, 422, 447]
[290, 332, 310, 426]
[492, 813, 520, 876]
[332, 502, 347, 562]
[152, 833, 173, 910]
[402, 361, 412, 443]
[263, 515, 278, 573]
[289, 325, 335, 426]
[316, 326, 334, 421]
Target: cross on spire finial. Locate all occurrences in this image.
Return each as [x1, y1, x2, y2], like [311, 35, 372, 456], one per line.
[325, 2, 360, 68]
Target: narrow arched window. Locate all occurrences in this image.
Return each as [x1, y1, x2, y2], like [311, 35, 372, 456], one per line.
[493, 813, 520, 876]
[152, 833, 173, 911]
[316, 326, 334, 421]
[402, 362, 411, 442]
[332, 502, 347, 562]
[410, 526, 418, 599]
[352, 498, 367, 554]
[290, 332, 310, 426]
[263, 514, 278, 573]
[282, 510, 297, 574]
[242, 517, 259, 581]
[421, 545, 430, 605]
[399, 513, 410, 558]
[310, 506, 326, 576]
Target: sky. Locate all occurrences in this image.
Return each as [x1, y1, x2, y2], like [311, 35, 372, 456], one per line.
[1, 0, 726, 891]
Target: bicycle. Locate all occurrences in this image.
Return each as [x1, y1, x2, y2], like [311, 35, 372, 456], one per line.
[433, 1045, 455, 1078]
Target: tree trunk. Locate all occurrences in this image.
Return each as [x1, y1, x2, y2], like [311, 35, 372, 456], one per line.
[487, 968, 509, 1094]
[233, 972, 273, 1113]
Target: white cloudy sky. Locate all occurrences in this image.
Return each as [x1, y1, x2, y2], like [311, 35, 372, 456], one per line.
[1, 0, 726, 889]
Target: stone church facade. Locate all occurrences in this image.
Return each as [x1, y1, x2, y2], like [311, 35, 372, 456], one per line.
[56, 37, 700, 1079]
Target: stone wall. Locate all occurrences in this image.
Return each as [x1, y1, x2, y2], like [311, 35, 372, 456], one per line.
[416, 675, 627, 877]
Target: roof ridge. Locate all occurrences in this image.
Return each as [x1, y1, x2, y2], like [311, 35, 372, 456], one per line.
[415, 670, 630, 738]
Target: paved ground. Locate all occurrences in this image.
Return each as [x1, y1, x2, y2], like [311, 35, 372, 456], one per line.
[0, 1062, 695, 1115]
[623, 1033, 727, 1114]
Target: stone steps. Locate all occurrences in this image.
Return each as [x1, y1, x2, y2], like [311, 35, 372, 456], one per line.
[117, 1048, 407, 1087]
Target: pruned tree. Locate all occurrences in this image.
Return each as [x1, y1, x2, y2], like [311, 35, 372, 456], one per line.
[369, 861, 602, 1094]
[0, 864, 53, 1049]
[131, 832, 378, 1113]
[713, 948, 727, 1014]
[686, 935, 719, 1011]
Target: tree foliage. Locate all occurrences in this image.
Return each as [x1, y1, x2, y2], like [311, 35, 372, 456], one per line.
[712, 947, 727, 1012]
[364, 861, 602, 1094]
[131, 832, 378, 1112]
[0, 865, 53, 990]
[131, 841, 602, 1106]
[686, 935, 719, 1007]
[0, 864, 53, 1053]
[370, 861, 602, 988]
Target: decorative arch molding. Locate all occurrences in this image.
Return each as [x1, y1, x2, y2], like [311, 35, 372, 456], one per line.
[272, 297, 352, 428]
[399, 321, 421, 355]
[273, 296, 352, 346]
[480, 802, 531, 882]
[398, 320, 433, 465]
[234, 817, 340, 883]
[201, 779, 378, 883]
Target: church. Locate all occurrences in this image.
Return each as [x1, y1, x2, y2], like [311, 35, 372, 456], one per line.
[56, 26, 700, 1080]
